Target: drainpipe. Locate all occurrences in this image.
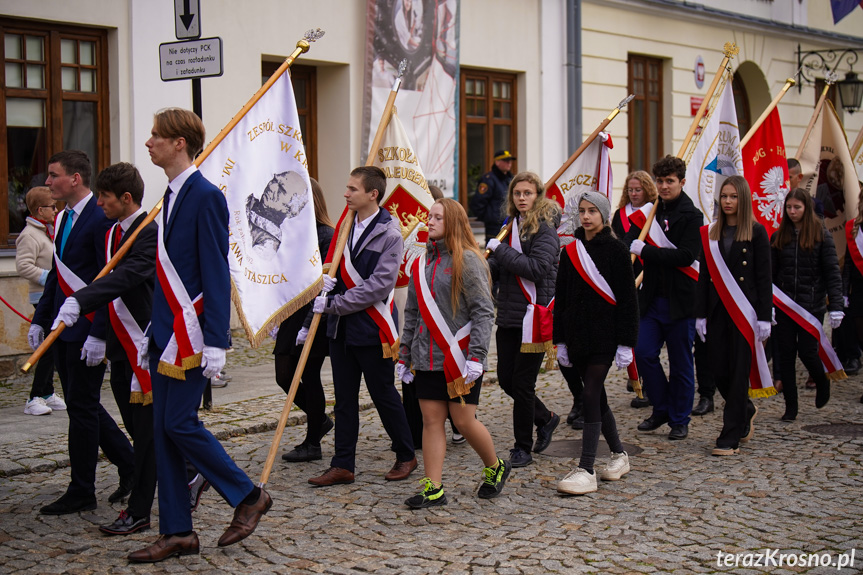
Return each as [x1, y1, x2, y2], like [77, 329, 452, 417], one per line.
[566, 0, 583, 152]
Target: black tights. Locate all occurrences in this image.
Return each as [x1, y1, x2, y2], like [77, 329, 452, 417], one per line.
[274, 353, 327, 446]
[576, 361, 623, 472]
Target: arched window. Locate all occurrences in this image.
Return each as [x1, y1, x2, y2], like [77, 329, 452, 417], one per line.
[732, 73, 752, 138]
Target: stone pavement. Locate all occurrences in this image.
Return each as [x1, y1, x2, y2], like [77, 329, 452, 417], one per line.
[0, 335, 862, 574]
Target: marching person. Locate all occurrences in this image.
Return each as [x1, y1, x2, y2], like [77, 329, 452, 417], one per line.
[308, 166, 417, 487]
[486, 171, 561, 468]
[771, 189, 843, 421]
[555, 192, 638, 494]
[275, 178, 335, 462]
[131, 108, 271, 562]
[844, 190, 863, 403]
[398, 198, 509, 508]
[695, 176, 771, 455]
[16, 186, 63, 416]
[469, 150, 516, 241]
[626, 156, 703, 441]
[30, 150, 135, 515]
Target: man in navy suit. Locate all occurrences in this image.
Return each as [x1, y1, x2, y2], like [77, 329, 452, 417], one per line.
[128, 108, 270, 563]
[30, 150, 135, 515]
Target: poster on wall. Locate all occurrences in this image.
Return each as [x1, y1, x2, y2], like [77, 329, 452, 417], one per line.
[362, 0, 459, 197]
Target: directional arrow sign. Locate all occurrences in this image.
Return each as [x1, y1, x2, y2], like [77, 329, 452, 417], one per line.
[174, 0, 201, 40]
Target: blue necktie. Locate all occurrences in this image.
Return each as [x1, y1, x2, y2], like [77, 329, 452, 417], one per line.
[58, 207, 75, 258]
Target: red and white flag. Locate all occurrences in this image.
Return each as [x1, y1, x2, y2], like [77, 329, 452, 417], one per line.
[742, 107, 789, 231]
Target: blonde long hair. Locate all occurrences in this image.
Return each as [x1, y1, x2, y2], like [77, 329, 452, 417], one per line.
[617, 170, 658, 210]
[505, 171, 560, 239]
[709, 175, 755, 242]
[436, 198, 490, 314]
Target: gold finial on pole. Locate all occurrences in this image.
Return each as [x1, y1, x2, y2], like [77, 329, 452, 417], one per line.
[723, 42, 739, 58]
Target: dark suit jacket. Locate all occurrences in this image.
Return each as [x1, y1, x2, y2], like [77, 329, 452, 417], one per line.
[74, 212, 157, 362]
[150, 169, 231, 351]
[33, 194, 112, 342]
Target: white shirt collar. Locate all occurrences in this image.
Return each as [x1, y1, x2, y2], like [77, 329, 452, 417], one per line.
[168, 164, 198, 195]
[66, 191, 93, 216]
[119, 206, 146, 233]
[352, 208, 380, 248]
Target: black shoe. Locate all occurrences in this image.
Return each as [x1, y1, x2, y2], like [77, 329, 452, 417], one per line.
[317, 416, 334, 442]
[533, 412, 560, 453]
[99, 510, 151, 535]
[844, 357, 861, 376]
[815, 380, 830, 409]
[691, 396, 714, 416]
[566, 403, 582, 425]
[108, 474, 134, 504]
[40, 494, 97, 515]
[508, 447, 533, 468]
[637, 414, 670, 432]
[282, 443, 322, 462]
[626, 380, 634, 392]
[188, 474, 210, 511]
[571, 414, 584, 430]
[668, 424, 689, 440]
[630, 396, 651, 409]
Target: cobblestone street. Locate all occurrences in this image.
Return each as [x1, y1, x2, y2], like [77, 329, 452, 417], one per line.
[0, 334, 861, 574]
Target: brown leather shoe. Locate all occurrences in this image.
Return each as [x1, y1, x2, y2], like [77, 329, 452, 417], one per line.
[127, 533, 199, 563]
[384, 457, 417, 481]
[217, 488, 273, 547]
[308, 467, 355, 487]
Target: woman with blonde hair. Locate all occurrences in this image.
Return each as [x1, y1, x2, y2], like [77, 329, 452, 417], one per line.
[611, 170, 657, 239]
[486, 171, 561, 468]
[398, 199, 506, 508]
[695, 176, 771, 454]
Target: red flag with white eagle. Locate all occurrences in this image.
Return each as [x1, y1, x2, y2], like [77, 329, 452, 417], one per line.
[545, 132, 613, 241]
[742, 107, 790, 231]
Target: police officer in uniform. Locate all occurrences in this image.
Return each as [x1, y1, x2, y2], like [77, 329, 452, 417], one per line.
[470, 150, 515, 241]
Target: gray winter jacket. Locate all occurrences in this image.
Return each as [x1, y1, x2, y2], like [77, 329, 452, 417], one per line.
[400, 239, 494, 370]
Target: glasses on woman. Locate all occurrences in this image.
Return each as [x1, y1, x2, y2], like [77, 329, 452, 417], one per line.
[39, 205, 58, 212]
[512, 191, 536, 199]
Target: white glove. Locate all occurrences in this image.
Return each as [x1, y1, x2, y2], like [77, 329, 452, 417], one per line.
[771, 307, 777, 326]
[396, 361, 414, 383]
[295, 326, 309, 346]
[28, 324, 45, 351]
[463, 360, 483, 384]
[269, 325, 280, 340]
[312, 296, 327, 314]
[756, 321, 771, 342]
[138, 335, 150, 370]
[844, 296, 850, 309]
[829, 311, 845, 329]
[81, 336, 106, 367]
[630, 239, 645, 256]
[614, 346, 634, 370]
[486, 238, 501, 252]
[556, 343, 572, 368]
[201, 346, 227, 380]
[695, 318, 707, 343]
[322, 275, 336, 293]
[52, 297, 80, 330]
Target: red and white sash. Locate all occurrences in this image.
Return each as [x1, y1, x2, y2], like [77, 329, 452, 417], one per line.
[510, 218, 555, 358]
[629, 204, 699, 281]
[103, 224, 152, 403]
[620, 201, 653, 234]
[155, 210, 204, 379]
[564, 238, 639, 383]
[52, 208, 95, 323]
[845, 220, 863, 277]
[339, 241, 400, 359]
[772, 286, 847, 381]
[411, 254, 474, 398]
[700, 225, 774, 397]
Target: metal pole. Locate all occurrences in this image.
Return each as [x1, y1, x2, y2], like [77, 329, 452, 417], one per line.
[192, 78, 202, 119]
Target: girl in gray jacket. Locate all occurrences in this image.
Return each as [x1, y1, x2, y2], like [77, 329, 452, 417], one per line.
[398, 199, 509, 508]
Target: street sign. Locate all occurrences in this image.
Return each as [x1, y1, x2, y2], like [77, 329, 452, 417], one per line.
[174, 0, 201, 39]
[159, 37, 223, 81]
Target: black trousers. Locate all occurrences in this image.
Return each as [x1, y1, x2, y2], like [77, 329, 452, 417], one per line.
[694, 337, 716, 399]
[28, 304, 56, 399]
[329, 341, 415, 473]
[275, 352, 327, 446]
[496, 327, 553, 452]
[709, 314, 755, 449]
[54, 340, 134, 499]
[560, 364, 583, 406]
[775, 309, 827, 409]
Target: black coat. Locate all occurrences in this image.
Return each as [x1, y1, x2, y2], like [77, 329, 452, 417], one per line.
[611, 207, 643, 277]
[843, 242, 863, 317]
[771, 227, 842, 316]
[624, 193, 703, 320]
[490, 217, 559, 329]
[469, 165, 512, 238]
[554, 226, 639, 359]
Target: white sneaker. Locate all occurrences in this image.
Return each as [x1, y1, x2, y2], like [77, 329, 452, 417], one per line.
[557, 467, 597, 494]
[43, 393, 67, 411]
[451, 433, 466, 444]
[24, 397, 52, 416]
[597, 451, 630, 481]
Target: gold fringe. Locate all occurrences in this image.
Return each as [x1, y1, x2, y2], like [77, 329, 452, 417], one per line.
[749, 386, 778, 399]
[142, 391, 153, 406]
[827, 369, 848, 381]
[234, 276, 323, 349]
[382, 337, 401, 360]
[130, 391, 143, 404]
[447, 375, 476, 400]
[157, 352, 202, 380]
[543, 341, 557, 371]
[520, 342, 548, 354]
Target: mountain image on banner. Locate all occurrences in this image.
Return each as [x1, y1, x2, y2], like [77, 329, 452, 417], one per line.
[742, 106, 789, 230]
[685, 80, 743, 222]
[198, 68, 321, 347]
[546, 132, 613, 242]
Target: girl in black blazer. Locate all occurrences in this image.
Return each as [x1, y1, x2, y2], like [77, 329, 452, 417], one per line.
[695, 176, 772, 455]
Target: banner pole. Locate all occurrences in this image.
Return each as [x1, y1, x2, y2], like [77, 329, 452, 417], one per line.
[850, 124, 863, 158]
[259, 60, 407, 488]
[796, 81, 832, 159]
[740, 78, 795, 149]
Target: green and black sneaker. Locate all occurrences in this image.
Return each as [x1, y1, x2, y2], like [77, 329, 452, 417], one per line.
[405, 477, 447, 509]
[477, 458, 511, 499]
